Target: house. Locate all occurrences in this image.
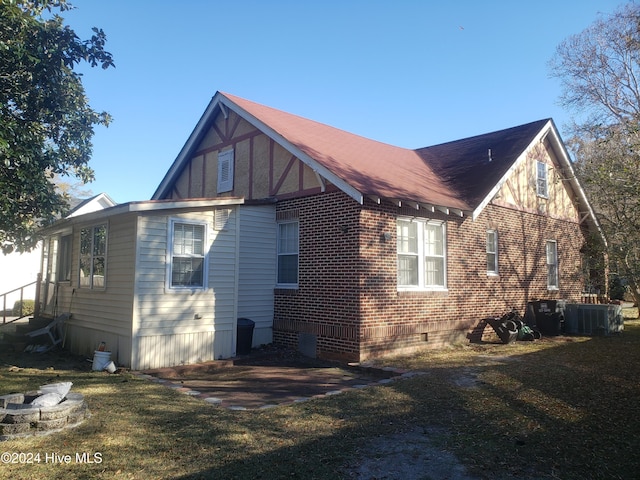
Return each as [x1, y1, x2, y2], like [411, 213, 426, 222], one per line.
[37, 92, 603, 369]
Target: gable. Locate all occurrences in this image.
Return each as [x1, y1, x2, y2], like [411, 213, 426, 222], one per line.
[491, 139, 580, 222]
[160, 108, 328, 201]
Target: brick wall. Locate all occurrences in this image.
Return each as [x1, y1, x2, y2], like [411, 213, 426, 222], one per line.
[274, 192, 589, 362]
[273, 192, 362, 361]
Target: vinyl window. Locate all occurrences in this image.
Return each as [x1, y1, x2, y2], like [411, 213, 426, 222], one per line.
[536, 161, 548, 197]
[277, 220, 299, 287]
[397, 218, 446, 290]
[546, 240, 559, 289]
[169, 221, 206, 289]
[487, 230, 498, 275]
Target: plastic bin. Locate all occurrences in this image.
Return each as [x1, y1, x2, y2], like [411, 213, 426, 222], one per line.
[236, 318, 255, 355]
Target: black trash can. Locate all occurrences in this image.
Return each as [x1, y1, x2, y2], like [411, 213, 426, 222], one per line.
[236, 318, 255, 355]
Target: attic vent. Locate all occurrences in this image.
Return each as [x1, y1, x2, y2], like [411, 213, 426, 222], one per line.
[214, 209, 231, 230]
[217, 149, 234, 193]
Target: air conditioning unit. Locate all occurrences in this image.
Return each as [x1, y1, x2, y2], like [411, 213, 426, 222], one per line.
[563, 304, 624, 335]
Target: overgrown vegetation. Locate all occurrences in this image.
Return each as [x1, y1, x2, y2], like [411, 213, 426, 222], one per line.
[11, 299, 34, 317]
[1, 316, 639, 479]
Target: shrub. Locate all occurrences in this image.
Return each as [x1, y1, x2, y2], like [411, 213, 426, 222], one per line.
[12, 299, 35, 317]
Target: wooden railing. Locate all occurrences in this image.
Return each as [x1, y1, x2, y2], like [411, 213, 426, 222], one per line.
[1, 276, 39, 324]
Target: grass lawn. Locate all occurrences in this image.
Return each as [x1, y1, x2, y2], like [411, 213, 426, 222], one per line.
[1, 316, 639, 479]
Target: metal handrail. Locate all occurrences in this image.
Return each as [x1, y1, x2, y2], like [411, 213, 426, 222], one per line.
[1, 280, 37, 324]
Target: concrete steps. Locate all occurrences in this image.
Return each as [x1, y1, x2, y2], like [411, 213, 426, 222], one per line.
[0, 315, 56, 352]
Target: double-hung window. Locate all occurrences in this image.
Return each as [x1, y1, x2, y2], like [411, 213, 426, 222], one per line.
[79, 224, 107, 289]
[546, 240, 559, 289]
[397, 218, 446, 290]
[486, 230, 498, 275]
[536, 161, 548, 197]
[277, 220, 299, 287]
[170, 221, 206, 289]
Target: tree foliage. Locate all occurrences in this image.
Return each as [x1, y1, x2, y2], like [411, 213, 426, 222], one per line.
[550, 3, 640, 304]
[0, 0, 113, 253]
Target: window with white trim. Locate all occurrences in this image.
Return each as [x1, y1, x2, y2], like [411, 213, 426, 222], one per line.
[546, 240, 559, 289]
[79, 224, 107, 289]
[397, 218, 446, 290]
[277, 220, 299, 286]
[217, 149, 234, 193]
[487, 230, 498, 275]
[169, 221, 206, 289]
[536, 161, 548, 197]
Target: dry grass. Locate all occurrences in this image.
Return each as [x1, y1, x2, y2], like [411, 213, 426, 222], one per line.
[1, 317, 639, 479]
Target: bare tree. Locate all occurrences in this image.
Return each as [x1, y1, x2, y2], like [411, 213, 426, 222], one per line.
[550, 2, 640, 304]
[551, 3, 640, 127]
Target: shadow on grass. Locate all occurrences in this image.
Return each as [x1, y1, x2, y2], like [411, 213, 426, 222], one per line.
[1, 326, 639, 480]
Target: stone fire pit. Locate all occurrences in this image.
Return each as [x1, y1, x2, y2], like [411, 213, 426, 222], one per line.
[0, 383, 90, 441]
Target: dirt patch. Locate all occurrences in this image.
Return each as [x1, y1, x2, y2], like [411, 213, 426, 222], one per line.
[344, 427, 478, 480]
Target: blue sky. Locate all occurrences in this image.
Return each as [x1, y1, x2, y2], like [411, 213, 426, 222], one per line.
[62, 0, 622, 203]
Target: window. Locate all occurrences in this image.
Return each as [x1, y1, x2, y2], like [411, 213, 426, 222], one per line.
[79, 224, 107, 289]
[487, 230, 498, 275]
[217, 149, 234, 193]
[57, 234, 72, 282]
[397, 218, 446, 290]
[170, 221, 206, 288]
[277, 221, 299, 286]
[546, 240, 558, 289]
[536, 161, 548, 197]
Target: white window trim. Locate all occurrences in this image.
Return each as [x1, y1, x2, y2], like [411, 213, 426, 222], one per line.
[217, 149, 234, 193]
[166, 218, 208, 291]
[536, 160, 548, 198]
[546, 240, 559, 290]
[397, 217, 447, 292]
[487, 229, 499, 276]
[276, 219, 299, 289]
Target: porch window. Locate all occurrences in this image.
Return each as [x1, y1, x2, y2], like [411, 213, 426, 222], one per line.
[277, 220, 298, 286]
[546, 240, 559, 289]
[170, 221, 206, 288]
[397, 218, 446, 290]
[536, 161, 548, 197]
[79, 224, 107, 289]
[486, 230, 498, 275]
[57, 234, 72, 282]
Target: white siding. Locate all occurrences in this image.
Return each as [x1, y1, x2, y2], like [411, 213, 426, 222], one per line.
[238, 205, 276, 346]
[132, 208, 238, 370]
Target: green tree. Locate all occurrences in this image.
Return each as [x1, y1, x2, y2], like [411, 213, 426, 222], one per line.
[550, 3, 640, 304]
[0, 0, 113, 254]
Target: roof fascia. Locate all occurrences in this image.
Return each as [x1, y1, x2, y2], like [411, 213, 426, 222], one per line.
[544, 122, 606, 245]
[216, 95, 364, 204]
[41, 198, 244, 234]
